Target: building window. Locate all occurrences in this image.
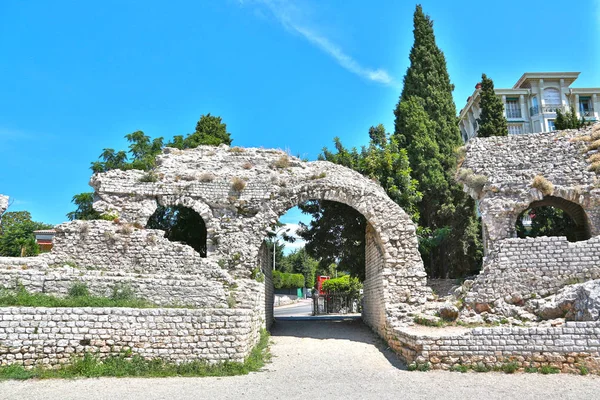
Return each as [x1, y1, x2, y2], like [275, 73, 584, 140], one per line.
[579, 97, 593, 117]
[508, 124, 523, 135]
[505, 98, 521, 118]
[543, 88, 561, 105]
[548, 120, 556, 131]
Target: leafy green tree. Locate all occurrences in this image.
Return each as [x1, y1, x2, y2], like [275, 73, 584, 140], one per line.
[476, 74, 508, 137]
[167, 114, 232, 149]
[0, 211, 52, 257]
[393, 5, 482, 277]
[68, 114, 232, 220]
[280, 247, 319, 288]
[298, 200, 367, 281]
[67, 192, 101, 221]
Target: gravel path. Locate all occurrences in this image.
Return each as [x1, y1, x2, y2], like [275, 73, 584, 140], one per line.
[1, 319, 599, 400]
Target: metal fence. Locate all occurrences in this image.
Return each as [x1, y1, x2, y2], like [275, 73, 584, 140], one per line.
[312, 292, 362, 315]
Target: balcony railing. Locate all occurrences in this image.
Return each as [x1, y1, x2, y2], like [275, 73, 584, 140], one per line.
[530, 106, 539, 117]
[542, 104, 564, 113]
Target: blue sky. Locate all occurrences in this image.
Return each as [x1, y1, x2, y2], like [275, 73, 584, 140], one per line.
[1, 0, 599, 231]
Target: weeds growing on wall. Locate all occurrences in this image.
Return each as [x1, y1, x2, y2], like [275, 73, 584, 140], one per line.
[0, 329, 270, 380]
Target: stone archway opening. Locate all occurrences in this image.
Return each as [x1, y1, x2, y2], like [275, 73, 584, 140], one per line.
[258, 199, 386, 333]
[146, 205, 208, 257]
[515, 196, 592, 242]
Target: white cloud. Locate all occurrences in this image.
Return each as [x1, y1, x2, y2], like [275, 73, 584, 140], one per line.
[239, 0, 395, 86]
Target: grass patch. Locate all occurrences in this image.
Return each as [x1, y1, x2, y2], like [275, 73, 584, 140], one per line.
[0, 283, 156, 308]
[407, 363, 430, 372]
[0, 330, 270, 380]
[451, 364, 469, 373]
[539, 365, 560, 375]
[413, 315, 445, 327]
[272, 155, 290, 169]
[139, 172, 158, 183]
[501, 362, 519, 374]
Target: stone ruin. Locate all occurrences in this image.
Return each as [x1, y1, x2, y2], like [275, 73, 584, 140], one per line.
[0, 195, 8, 222]
[1, 126, 600, 373]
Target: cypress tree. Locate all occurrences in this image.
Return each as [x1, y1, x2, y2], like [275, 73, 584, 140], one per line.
[476, 74, 508, 137]
[394, 5, 482, 277]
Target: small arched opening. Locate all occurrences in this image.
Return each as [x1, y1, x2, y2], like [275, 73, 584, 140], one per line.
[146, 205, 208, 256]
[516, 196, 591, 242]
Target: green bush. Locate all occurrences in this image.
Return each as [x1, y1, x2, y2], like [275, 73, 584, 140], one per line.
[68, 282, 89, 298]
[272, 271, 304, 289]
[321, 275, 362, 296]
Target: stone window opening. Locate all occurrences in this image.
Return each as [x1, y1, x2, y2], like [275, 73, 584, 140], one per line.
[515, 196, 591, 242]
[146, 205, 207, 257]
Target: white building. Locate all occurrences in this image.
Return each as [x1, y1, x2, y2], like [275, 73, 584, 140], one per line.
[459, 72, 600, 142]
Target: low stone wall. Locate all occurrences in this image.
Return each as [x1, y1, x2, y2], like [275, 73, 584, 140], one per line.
[466, 236, 600, 305]
[388, 322, 600, 373]
[0, 267, 229, 308]
[0, 307, 258, 367]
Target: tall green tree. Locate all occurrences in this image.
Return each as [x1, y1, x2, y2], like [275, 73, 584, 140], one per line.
[393, 5, 482, 277]
[476, 74, 508, 137]
[67, 192, 101, 221]
[0, 211, 52, 257]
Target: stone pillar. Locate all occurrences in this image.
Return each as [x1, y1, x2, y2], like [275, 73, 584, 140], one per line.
[575, 94, 580, 117]
[593, 94, 599, 119]
[502, 95, 507, 117]
[519, 94, 526, 121]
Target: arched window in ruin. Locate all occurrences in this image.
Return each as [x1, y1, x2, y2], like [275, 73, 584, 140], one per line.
[516, 196, 591, 242]
[146, 205, 207, 257]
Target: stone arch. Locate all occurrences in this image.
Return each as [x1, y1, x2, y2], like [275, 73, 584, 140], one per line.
[514, 195, 592, 242]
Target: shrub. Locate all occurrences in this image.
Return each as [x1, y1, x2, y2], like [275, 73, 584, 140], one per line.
[451, 364, 468, 373]
[68, 282, 90, 298]
[199, 173, 215, 182]
[539, 365, 560, 374]
[242, 162, 253, 170]
[229, 147, 245, 153]
[231, 177, 246, 192]
[139, 172, 158, 183]
[532, 175, 554, 196]
[99, 213, 119, 221]
[309, 172, 327, 180]
[501, 362, 519, 374]
[321, 275, 361, 297]
[273, 155, 290, 169]
[111, 283, 135, 301]
[587, 153, 600, 163]
[570, 135, 591, 143]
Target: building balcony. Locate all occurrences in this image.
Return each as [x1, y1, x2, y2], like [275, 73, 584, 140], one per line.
[542, 104, 564, 114]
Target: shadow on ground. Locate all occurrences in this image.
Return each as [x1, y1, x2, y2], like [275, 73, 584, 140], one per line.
[270, 318, 407, 370]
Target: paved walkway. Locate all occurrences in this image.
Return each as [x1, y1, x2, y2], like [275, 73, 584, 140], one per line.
[1, 319, 599, 399]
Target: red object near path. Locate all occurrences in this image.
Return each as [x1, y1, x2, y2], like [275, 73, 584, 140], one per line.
[316, 276, 330, 295]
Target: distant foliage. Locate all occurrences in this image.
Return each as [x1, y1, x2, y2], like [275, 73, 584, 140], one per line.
[167, 114, 232, 149]
[67, 192, 101, 221]
[146, 205, 207, 257]
[516, 206, 578, 241]
[0, 211, 52, 257]
[272, 271, 305, 289]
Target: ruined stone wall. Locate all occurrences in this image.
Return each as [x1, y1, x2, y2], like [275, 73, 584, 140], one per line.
[0, 307, 256, 367]
[362, 223, 386, 336]
[0, 195, 8, 221]
[389, 322, 600, 373]
[465, 236, 600, 305]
